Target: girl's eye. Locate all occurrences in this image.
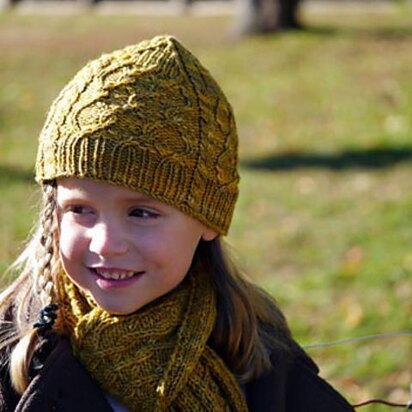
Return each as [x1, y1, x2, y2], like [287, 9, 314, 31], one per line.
[67, 205, 93, 215]
[129, 208, 159, 219]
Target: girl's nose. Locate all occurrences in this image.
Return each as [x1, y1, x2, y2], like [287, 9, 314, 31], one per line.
[88, 222, 129, 257]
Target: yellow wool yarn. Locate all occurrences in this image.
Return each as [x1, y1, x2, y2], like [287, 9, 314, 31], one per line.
[35, 35, 239, 235]
[57, 271, 248, 412]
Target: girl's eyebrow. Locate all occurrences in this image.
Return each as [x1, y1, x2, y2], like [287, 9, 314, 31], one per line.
[121, 195, 161, 205]
[123, 194, 153, 201]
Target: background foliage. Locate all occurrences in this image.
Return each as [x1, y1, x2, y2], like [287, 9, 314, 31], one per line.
[1, 8, 411, 409]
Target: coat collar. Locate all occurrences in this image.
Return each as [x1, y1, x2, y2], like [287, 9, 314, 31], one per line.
[244, 342, 319, 411]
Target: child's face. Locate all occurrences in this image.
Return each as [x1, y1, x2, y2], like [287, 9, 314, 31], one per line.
[56, 177, 217, 315]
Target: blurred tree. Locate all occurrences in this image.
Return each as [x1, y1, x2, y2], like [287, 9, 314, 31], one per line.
[236, 0, 303, 34]
[0, 0, 16, 9]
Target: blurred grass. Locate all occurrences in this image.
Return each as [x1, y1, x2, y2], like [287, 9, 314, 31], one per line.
[1, 7, 411, 408]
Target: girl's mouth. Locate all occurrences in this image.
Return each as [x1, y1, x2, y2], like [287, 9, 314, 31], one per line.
[89, 268, 145, 287]
[93, 268, 138, 280]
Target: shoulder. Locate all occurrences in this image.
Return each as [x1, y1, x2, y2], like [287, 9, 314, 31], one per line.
[284, 353, 355, 412]
[245, 342, 355, 412]
[0, 334, 113, 412]
[0, 334, 60, 412]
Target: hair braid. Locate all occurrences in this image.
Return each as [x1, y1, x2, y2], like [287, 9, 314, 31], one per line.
[10, 181, 60, 394]
[35, 182, 58, 308]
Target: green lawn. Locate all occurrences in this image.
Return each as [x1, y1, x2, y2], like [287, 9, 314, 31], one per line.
[1, 7, 411, 408]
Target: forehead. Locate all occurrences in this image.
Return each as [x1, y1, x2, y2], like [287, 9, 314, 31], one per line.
[56, 177, 156, 203]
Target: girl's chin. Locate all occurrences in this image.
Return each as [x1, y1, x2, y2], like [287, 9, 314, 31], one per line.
[91, 299, 146, 316]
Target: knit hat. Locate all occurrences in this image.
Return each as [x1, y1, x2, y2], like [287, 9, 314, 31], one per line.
[35, 35, 239, 235]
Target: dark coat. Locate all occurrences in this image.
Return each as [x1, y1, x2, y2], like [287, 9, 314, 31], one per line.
[0, 335, 354, 412]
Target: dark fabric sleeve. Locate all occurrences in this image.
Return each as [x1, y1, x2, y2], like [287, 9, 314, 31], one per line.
[0, 376, 11, 412]
[0, 353, 20, 412]
[0, 306, 20, 411]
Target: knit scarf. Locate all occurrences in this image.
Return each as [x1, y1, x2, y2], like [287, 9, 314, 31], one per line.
[57, 271, 248, 412]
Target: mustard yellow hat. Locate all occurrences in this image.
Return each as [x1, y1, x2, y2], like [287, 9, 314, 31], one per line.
[35, 35, 239, 235]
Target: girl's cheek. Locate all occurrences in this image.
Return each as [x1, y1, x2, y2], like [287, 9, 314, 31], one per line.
[59, 223, 87, 258]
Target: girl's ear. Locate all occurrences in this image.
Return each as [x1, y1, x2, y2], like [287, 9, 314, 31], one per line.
[201, 227, 219, 242]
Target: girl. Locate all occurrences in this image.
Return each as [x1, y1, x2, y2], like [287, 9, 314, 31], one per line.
[0, 35, 354, 411]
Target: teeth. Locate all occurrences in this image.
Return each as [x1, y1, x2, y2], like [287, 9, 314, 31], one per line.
[95, 270, 136, 280]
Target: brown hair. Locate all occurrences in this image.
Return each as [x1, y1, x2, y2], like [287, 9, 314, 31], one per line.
[195, 239, 293, 383]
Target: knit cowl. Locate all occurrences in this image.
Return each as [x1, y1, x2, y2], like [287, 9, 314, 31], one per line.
[57, 271, 248, 411]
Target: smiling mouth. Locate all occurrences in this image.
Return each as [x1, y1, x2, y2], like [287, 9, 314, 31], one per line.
[91, 268, 143, 280]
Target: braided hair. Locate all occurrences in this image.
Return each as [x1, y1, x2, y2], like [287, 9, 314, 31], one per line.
[1, 182, 60, 393]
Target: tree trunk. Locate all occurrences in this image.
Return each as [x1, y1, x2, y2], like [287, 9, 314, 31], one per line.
[235, 0, 302, 35]
[278, 0, 302, 30]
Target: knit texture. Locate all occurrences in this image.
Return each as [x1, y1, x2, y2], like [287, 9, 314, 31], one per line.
[57, 271, 248, 412]
[35, 35, 239, 235]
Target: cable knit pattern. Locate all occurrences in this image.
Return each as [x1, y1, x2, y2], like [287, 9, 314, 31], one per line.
[57, 271, 248, 412]
[35, 35, 239, 234]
